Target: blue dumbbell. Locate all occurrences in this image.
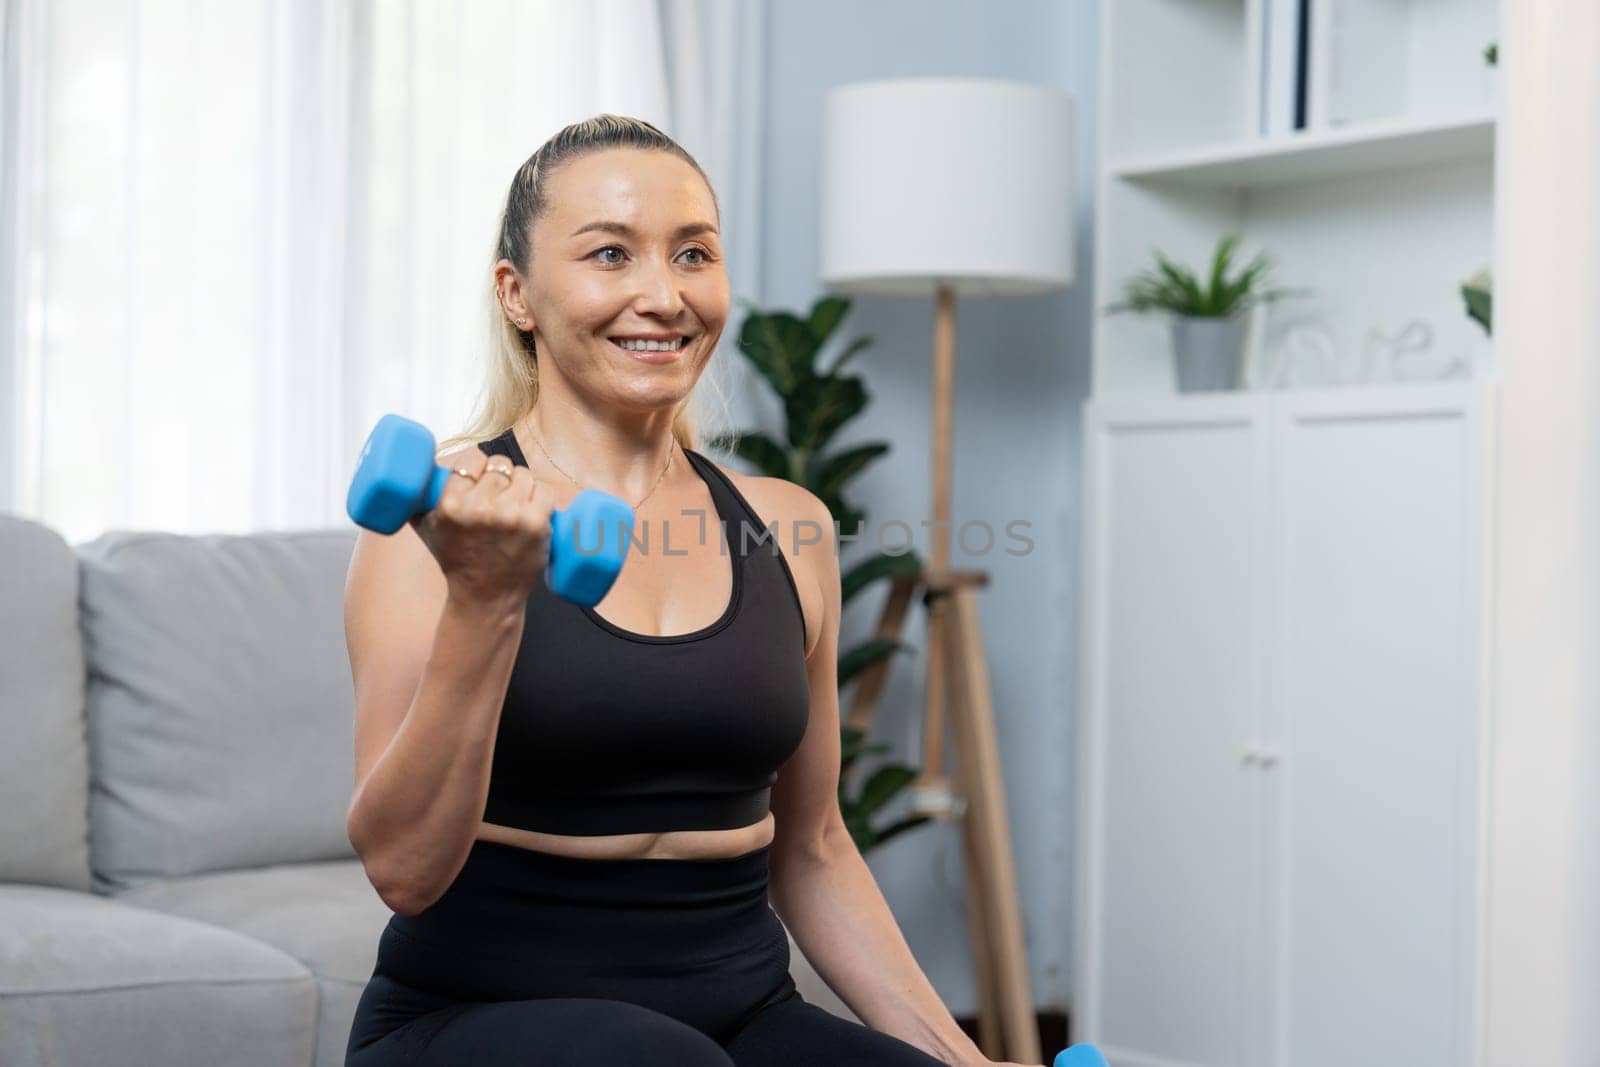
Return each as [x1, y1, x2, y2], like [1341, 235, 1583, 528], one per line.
[1054, 1044, 1109, 1067]
[347, 413, 633, 608]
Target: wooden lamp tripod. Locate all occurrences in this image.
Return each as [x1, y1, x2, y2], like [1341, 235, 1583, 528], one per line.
[820, 77, 1077, 1065]
[839, 287, 1038, 1064]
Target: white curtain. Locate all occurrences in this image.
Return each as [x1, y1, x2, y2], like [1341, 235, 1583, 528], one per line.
[657, 0, 767, 308]
[0, 0, 764, 543]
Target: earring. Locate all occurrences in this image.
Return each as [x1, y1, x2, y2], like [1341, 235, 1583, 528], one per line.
[517, 318, 531, 329]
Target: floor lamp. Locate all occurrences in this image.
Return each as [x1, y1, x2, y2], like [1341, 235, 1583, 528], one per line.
[818, 78, 1076, 1064]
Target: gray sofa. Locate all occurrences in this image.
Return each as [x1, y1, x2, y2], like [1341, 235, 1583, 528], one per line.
[0, 513, 855, 1067]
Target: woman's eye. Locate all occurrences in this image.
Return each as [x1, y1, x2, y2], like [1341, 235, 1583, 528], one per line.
[591, 245, 710, 266]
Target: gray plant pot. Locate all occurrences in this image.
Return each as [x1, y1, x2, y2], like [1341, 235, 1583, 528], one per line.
[1170, 315, 1246, 392]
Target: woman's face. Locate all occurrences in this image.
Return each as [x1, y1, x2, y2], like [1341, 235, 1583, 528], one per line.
[518, 147, 729, 416]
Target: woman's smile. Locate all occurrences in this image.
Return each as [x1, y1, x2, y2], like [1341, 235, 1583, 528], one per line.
[608, 333, 694, 364]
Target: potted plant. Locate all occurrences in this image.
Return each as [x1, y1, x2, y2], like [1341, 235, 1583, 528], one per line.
[708, 296, 932, 856]
[1462, 268, 1492, 336]
[1106, 234, 1304, 392]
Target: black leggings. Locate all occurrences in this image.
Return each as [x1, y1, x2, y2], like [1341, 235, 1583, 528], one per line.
[344, 839, 948, 1065]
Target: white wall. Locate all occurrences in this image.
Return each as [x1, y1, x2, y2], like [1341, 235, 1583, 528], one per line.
[1482, 2, 1600, 1063]
[735, 0, 1100, 1014]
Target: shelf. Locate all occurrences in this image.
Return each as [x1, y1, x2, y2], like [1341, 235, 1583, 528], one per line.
[1109, 111, 1496, 191]
[1086, 378, 1489, 416]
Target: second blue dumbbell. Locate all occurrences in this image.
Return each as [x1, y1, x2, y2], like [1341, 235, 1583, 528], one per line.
[347, 413, 633, 608]
[1054, 1043, 1109, 1067]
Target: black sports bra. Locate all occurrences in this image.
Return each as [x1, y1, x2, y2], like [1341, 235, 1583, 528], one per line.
[475, 427, 811, 836]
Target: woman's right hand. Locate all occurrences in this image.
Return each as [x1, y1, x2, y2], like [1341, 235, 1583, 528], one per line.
[408, 448, 556, 612]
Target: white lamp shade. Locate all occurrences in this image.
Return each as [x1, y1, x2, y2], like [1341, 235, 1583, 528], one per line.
[819, 77, 1076, 297]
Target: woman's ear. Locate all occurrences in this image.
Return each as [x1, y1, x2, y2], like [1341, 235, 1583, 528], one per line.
[494, 262, 532, 330]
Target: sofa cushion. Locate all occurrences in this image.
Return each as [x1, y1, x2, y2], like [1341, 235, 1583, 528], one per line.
[0, 883, 316, 1066]
[117, 858, 391, 1067]
[76, 527, 359, 894]
[0, 515, 92, 891]
[116, 858, 391, 985]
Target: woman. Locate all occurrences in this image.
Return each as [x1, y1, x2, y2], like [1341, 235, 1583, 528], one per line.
[342, 114, 1032, 1066]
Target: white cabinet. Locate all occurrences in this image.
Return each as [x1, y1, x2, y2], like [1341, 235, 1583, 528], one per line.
[1075, 382, 1490, 1067]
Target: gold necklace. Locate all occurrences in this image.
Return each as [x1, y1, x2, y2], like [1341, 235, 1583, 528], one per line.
[529, 428, 674, 511]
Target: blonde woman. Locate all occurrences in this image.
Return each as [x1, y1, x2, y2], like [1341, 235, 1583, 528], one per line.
[342, 115, 1026, 1067]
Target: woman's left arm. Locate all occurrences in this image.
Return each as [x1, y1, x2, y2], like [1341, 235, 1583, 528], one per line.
[765, 488, 992, 1067]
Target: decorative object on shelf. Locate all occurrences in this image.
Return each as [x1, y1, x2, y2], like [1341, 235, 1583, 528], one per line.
[1462, 268, 1493, 336]
[1264, 317, 1471, 388]
[1106, 234, 1307, 393]
[1258, 0, 1308, 136]
[711, 295, 930, 858]
[820, 75, 1075, 1065]
[1363, 319, 1470, 383]
[1264, 318, 1340, 388]
[1485, 43, 1498, 66]
[1362, 320, 1434, 382]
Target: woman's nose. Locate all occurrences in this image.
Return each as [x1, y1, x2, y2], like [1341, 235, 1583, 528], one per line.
[631, 257, 684, 317]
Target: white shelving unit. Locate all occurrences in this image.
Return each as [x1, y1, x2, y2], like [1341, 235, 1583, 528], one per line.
[1111, 110, 1495, 191]
[1075, 2, 1503, 1065]
[1091, 0, 1499, 394]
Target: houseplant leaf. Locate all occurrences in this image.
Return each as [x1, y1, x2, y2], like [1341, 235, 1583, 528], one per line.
[828, 335, 874, 375]
[1155, 253, 1206, 314]
[729, 433, 791, 480]
[840, 725, 891, 769]
[838, 637, 907, 690]
[812, 442, 890, 501]
[859, 764, 920, 815]
[786, 375, 869, 452]
[869, 814, 933, 849]
[808, 296, 851, 345]
[841, 549, 924, 605]
[1106, 235, 1305, 320]
[738, 310, 818, 395]
[1205, 234, 1239, 312]
[1462, 268, 1492, 335]
[833, 504, 867, 542]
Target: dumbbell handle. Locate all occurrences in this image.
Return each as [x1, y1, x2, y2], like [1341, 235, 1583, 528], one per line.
[421, 463, 456, 515]
[411, 462, 631, 608]
[1053, 1043, 1109, 1067]
[347, 414, 632, 607]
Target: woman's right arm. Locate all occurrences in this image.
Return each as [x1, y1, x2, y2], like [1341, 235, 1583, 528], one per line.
[343, 445, 549, 916]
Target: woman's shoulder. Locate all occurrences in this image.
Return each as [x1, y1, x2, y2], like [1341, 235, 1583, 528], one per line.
[698, 455, 833, 651]
[698, 454, 831, 539]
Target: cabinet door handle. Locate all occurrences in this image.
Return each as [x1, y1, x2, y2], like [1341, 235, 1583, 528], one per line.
[1257, 746, 1281, 768]
[1241, 744, 1261, 766]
